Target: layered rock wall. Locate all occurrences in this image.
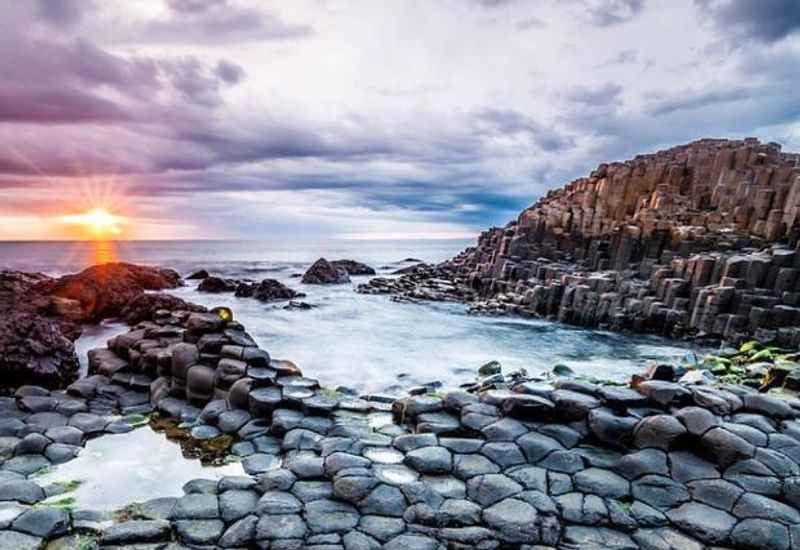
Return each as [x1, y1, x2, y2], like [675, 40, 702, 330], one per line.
[447, 138, 800, 344]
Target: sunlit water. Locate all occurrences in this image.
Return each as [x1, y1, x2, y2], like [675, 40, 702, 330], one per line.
[8, 239, 708, 393]
[36, 427, 243, 511]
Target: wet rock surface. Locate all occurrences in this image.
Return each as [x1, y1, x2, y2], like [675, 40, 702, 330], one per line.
[302, 258, 352, 284]
[3, 305, 800, 548]
[359, 138, 800, 348]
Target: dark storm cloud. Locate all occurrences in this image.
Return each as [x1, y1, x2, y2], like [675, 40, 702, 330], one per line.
[695, 0, 800, 44]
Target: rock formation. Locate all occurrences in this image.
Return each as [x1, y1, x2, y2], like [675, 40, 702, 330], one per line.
[34, 263, 182, 322]
[234, 279, 306, 302]
[365, 138, 800, 346]
[0, 264, 187, 392]
[4, 304, 800, 548]
[331, 259, 376, 276]
[302, 258, 351, 284]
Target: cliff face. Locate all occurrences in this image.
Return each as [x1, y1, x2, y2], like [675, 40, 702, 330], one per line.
[447, 138, 800, 345]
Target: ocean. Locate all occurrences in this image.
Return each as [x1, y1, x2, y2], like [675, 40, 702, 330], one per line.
[1, 239, 707, 392]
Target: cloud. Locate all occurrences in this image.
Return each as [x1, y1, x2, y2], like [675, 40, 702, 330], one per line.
[166, 0, 227, 13]
[578, 0, 645, 27]
[565, 83, 623, 106]
[695, 0, 800, 44]
[115, 1, 312, 44]
[475, 109, 575, 153]
[646, 87, 755, 116]
[0, 87, 129, 124]
[35, 0, 91, 27]
[215, 59, 246, 84]
[516, 16, 547, 30]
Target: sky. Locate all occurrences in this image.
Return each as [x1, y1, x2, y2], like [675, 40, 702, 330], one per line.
[0, 0, 799, 240]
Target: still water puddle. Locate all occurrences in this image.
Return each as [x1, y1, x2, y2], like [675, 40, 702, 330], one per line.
[36, 426, 244, 511]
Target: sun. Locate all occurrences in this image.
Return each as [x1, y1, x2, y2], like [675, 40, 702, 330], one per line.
[59, 208, 126, 237]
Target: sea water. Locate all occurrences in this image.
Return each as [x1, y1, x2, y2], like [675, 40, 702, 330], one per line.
[3, 239, 707, 392]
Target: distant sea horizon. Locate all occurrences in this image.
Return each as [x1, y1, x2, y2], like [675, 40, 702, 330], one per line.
[0, 237, 475, 275]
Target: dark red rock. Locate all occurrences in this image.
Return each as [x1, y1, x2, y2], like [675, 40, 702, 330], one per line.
[35, 263, 182, 322]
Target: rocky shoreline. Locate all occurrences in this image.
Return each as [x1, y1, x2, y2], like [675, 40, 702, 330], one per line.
[2, 301, 800, 549]
[359, 139, 800, 349]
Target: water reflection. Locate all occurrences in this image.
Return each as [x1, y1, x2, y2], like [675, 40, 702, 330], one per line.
[91, 240, 118, 265]
[36, 426, 244, 511]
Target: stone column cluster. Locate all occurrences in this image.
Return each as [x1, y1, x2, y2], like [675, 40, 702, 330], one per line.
[449, 138, 800, 344]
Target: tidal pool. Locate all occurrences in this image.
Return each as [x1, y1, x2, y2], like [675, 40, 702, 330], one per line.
[36, 426, 244, 511]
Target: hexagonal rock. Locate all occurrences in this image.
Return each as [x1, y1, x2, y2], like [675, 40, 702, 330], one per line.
[359, 484, 407, 517]
[219, 490, 259, 522]
[101, 520, 172, 544]
[517, 432, 564, 462]
[573, 467, 630, 498]
[0, 531, 43, 550]
[219, 515, 257, 547]
[701, 427, 756, 466]
[0, 480, 45, 504]
[453, 453, 500, 479]
[687, 479, 743, 511]
[255, 513, 307, 540]
[482, 497, 540, 543]
[731, 518, 790, 550]
[383, 534, 442, 550]
[404, 446, 452, 475]
[666, 502, 736, 545]
[733, 493, 800, 525]
[633, 415, 687, 450]
[675, 406, 720, 436]
[635, 380, 692, 407]
[743, 394, 793, 419]
[631, 475, 690, 511]
[175, 519, 224, 546]
[588, 408, 638, 449]
[169, 493, 220, 520]
[466, 474, 522, 507]
[11, 507, 69, 538]
[256, 491, 302, 515]
[551, 389, 601, 420]
[632, 528, 703, 550]
[500, 394, 556, 420]
[559, 525, 638, 550]
[304, 499, 359, 533]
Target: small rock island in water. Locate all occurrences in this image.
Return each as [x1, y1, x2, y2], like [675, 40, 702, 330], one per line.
[3, 138, 800, 549]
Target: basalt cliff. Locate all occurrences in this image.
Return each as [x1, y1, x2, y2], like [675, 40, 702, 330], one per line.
[363, 138, 800, 346]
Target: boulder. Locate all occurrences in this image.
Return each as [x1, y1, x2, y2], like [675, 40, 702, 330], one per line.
[331, 260, 376, 276]
[235, 279, 305, 302]
[35, 262, 182, 321]
[198, 277, 238, 293]
[302, 258, 351, 284]
[121, 292, 206, 324]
